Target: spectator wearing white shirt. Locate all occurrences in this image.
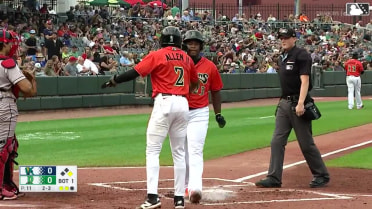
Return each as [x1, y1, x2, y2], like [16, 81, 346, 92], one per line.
[319, 33, 326, 42]
[83, 53, 99, 75]
[76, 56, 88, 75]
[366, 19, 372, 30]
[48, 7, 56, 15]
[165, 10, 174, 20]
[267, 32, 276, 41]
[356, 20, 363, 28]
[267, 14, 276, 22]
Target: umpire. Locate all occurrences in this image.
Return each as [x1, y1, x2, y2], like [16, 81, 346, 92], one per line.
[255, 28, 330, 188]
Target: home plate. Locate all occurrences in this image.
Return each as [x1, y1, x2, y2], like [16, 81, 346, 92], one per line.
[202, 188, 234, 202]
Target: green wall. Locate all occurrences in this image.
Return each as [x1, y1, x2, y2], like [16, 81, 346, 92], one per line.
[17, 72, 372, 111]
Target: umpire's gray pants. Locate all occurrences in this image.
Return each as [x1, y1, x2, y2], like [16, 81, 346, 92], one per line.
[267, 99, 329, 182]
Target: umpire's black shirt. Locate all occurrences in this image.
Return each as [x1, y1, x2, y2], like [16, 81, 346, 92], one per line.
[278, 45, 313, 97]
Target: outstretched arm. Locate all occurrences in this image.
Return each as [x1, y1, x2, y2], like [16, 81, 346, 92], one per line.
[101, 69, 140, 88]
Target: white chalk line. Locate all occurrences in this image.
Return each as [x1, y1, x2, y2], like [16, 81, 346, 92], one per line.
[88, 178, 253, 191]
[87, 139, 372, 206]
[243, 115, 274, 120]
[259, 115, 275, 119]
[201, 197, 350, 206]
[234, 140, 372, 182]
[0, 203, 41, 208]
[201, 189, 352, 206]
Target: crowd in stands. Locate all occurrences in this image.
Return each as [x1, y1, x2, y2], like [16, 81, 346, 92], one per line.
[0, 1, 371, 77]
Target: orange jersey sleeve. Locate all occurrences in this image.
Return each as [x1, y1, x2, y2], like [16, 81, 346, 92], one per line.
[188, 57, 223, 108]
[134, 47, 195, 98]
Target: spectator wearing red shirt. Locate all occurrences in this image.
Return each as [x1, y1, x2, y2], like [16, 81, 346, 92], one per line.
[40, 4, 48, 14]
[255, 31, 263, 40]
[102, 40, 116, 55]
[57, 25, 68, 37]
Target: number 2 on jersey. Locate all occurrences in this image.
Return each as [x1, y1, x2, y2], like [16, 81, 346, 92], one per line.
[174, 66, 184, 86]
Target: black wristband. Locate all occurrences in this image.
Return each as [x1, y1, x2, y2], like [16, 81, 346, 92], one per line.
[115, 69, 140, 83]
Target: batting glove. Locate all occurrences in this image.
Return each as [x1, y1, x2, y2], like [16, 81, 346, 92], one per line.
[215, 113, 226, 128]
[101, 75, 117, 89]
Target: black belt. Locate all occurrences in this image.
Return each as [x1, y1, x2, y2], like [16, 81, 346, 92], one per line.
[281, 95, 299, 101]
[189, 107, 197, 110]
[161, 93, 186, 97]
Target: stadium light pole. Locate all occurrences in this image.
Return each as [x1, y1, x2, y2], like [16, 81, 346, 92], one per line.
[239, 0, 242, 18]
[353, 0, 356, 25]
[182, 0, 189, 12]
[295, 0, 301, 17]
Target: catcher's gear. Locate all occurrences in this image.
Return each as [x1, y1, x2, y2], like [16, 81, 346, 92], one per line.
[0, 58, 16, 69]
[0, 58, 20, 98]
[215, 113, 226, 128]
[183, 30, 204, 50]
[0, 29, 20, 58]
[160, 26, 182, 48]
[101, 74, 117, 89]
[3, 136, 20, 195]
[0, 137, 17, 198]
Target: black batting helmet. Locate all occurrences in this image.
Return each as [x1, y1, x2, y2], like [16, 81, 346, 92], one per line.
[183, 30, 204, 50]
[160, 26, 182, 48]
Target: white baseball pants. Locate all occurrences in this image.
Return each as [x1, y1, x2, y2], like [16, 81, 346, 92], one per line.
[185, 106, 209, 192]
[146, 94, 189, 197]
[346, 76, 363, 109]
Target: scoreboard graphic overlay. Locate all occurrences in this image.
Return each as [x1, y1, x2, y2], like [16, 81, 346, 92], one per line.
[19, 166, 77, 192]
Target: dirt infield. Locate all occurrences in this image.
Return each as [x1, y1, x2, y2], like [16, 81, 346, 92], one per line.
[5, 97, 372, 208]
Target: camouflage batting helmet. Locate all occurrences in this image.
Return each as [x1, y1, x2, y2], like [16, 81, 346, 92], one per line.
[160, 26, 182, 48]
[183, 30, 204, 44]
[183, 30, 205, 50]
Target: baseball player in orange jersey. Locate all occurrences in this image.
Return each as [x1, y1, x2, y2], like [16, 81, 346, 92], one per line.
[182, 30, 225, 204]
[102, 26, 199, 209]
[344, 52, 364, 109]
[0, 29, 37, 200]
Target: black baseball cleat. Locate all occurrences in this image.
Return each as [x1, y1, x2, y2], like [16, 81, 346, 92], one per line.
[255, 177, 282, 188]
[136, 195, 161, 209]
[309, 176, 330, 188]
[174, 196, 185, 209]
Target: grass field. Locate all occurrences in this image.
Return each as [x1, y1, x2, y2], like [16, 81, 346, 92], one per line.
[16, 100, 372, 168]
[326, 147, 372, 169]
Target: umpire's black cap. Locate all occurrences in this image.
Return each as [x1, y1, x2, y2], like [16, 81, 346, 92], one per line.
[278, 28, 296, 39]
